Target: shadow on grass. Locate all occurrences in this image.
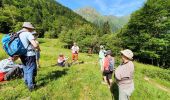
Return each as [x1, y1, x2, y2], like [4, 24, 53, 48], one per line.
[37, 68, 69, 89]
[110, 82, 119, 100]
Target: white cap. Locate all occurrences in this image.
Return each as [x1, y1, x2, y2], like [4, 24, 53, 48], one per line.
[100, 45, 104, 49]
[22, 22, 35, 29]
[121, 49, 134, 60]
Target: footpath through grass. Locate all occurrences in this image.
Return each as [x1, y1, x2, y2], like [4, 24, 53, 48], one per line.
[0, 35, 170, 100]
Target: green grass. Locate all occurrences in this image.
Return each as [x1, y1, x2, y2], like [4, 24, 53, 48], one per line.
[0, 34, 170, 100]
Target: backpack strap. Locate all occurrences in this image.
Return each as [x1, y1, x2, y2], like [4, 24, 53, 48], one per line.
[17, 31, 31, 50]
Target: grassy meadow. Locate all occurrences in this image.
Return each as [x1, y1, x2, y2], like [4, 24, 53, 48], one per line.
[0, 34, 170, 100]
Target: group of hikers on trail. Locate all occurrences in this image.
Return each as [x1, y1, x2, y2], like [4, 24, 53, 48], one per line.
[0, 22, 134, 100]
[99, 45, 134, 100]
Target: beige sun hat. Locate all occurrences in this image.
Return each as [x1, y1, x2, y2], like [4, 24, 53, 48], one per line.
[121, 49, 134, 60]
[22, 22, 35, 29]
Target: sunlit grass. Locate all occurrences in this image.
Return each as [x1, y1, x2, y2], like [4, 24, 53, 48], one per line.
[0, 34, 169, 100]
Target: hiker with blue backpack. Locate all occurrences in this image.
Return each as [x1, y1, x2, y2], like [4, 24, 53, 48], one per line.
[2, 22, 39, 91]
[19, 22, 39, 91]
[102, 50, 115, 88]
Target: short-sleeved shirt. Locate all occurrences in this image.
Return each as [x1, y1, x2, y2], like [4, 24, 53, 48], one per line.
[99, 50, 106, 59]
[71, 46, 79, 54]
[115, 61, 134, 81]
[18, 30, 36, 56]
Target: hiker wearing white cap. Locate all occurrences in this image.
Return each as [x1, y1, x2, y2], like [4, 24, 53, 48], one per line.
[115, 49, 134, 100]
[99, 45, 106, 84]
[99, 45, 106, 71]
[17, 22, 39, 91]
[71, 42, 79, 62]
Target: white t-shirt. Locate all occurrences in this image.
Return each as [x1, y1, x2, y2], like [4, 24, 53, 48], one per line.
[18, 29, 36, 56]
[71, 46, 79, 54]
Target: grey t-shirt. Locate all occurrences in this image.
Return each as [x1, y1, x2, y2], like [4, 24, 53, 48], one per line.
[18, 30, 36, 56]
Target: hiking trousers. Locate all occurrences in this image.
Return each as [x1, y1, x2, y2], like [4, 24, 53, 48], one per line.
[20, 56, 37, 90]
[118, 82, 134, 100]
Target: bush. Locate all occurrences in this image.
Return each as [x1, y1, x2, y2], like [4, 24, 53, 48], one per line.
[141, 68, 170, 81]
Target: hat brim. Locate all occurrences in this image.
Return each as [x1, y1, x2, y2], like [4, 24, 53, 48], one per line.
[23, 26, 35, 29]
[120, 51, 133, 60]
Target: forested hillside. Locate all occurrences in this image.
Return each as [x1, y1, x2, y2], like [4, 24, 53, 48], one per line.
[75, 7, 130, 32]
[0, 0, 109, 53]
[0, 0, 90, 37]
[119, 0, 170, 68]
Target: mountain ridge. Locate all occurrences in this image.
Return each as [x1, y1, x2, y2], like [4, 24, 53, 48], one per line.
[75, 7, 130, 32]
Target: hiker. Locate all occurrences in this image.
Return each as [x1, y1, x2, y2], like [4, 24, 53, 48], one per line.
[71, 42, 79, 62]
[99, 45, 106, 71]
[87, 48, 92, 56]
[32, 31, 41, 68]
[102, 50, 114, 88]
[0, 56, 23, 81]
[18, 22, 39, 91]
[115, 49, 134, 100]
[57, 53, 69, 67]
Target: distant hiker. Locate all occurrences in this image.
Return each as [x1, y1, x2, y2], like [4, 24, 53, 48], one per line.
[32, 31, 41, 68]
[18, 22, 39, 91]
[87, 48, 92, 56]
[0, 56, 23, 81]
[115, 49, 134, 100]
[57, 53, 69, 67]
[102, 50, 114, 88]
[71, 42, 79, 62]
[99, 45, 106, 71]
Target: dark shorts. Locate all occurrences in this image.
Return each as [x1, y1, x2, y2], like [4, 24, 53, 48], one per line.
[103, 70, 113, 79]
[57, 61, 65, 67]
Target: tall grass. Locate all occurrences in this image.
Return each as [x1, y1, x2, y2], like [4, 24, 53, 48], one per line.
[0, 35, 170, 100]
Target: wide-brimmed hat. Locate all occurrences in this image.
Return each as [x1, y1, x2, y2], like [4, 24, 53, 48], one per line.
[22, 22, 35, 29]
[121, 49, 133, 60]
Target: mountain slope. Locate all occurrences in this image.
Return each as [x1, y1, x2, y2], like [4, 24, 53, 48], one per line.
[75, 7, 130, 32]
[0, 0, 90, 37]
[0, 34, 170, 99]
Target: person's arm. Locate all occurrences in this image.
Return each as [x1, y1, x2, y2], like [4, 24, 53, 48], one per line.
[77, 46, 79, 53]
[30, 39, 38, 49]
[115, 66, 122, 80]
[27, 33, 39, 49]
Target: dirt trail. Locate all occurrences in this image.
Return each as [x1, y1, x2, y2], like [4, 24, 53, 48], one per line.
[144, 76, 170, 93]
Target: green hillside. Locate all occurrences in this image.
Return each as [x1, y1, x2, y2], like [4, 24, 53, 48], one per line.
[0, 35, 170, 100]
[75, 7, 130, 32]
[0, 0, 90, 37]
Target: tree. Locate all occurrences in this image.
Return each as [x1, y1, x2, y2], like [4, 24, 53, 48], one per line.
[102, 21, 111, 34]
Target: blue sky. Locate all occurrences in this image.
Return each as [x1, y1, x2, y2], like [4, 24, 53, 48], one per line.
[57, 0, 146, 17]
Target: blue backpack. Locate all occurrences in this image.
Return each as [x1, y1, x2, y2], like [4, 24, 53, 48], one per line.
[2, 32, 28, 57]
